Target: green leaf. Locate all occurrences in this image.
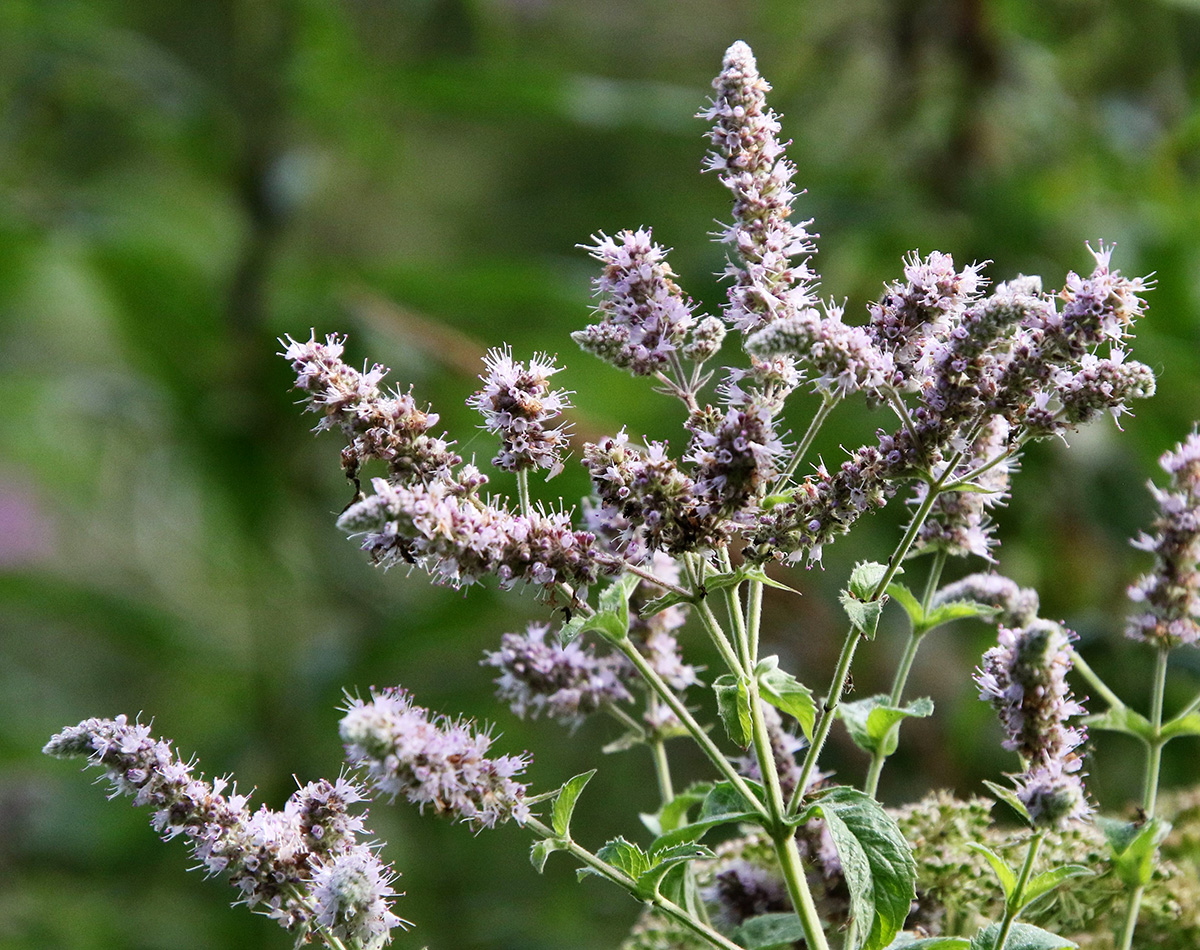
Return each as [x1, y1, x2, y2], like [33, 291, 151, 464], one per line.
[650, 781, 763, 850]
[968, 922, 1075, 950]
[923, 599, 998, 632]
[638, 590, 690, 618]
[1083, 704, 1154, 743]
[983, 780, 1032, 825]
[850, 561, 892, 600]
[602, 730, 645, 754]
[714, 673, 753, 748]
[756, 656, 817, 740]
[592, 836, 650, 880]
[1097, 816, 1171, 887]
[640, 783, 710, 836]
[635, 843, 713, 899]
[552, 769, 596, 838]
[1020, 865, 1093, 910]
[733, 912, 808, 949]
[886, 582, 925, 628]
[1160, 710, 1200, 741]
[884, 936, 971, 949]
[530, 838, 562, 873]
[966, 843, 1018, 902]
[839, 695, 934, 757]
[841, 592, 886, 639]
[803, 787, 916, 950]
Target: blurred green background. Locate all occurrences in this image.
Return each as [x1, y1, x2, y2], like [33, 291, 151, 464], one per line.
[4, 1, 1200, 948]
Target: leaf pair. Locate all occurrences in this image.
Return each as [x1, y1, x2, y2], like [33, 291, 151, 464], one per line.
[714, 656, 816, 749]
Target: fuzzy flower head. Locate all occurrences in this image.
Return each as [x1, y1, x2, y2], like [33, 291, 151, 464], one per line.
[43, 716, 404, 943]
[482, 622, 632, 728]
[1127, 430, 1200, 648]
[311, 846, 408, 948]
[1057, 242, 1152, 351]
[282, 332, 460, 486]
[975, 621, 1090, 827]
[576, 229, 703, 375]
[468, 346, 572, 475]
[340, 688, 531, 829]
[933, 572, 1040, 628]
[700, 41, 820, 334]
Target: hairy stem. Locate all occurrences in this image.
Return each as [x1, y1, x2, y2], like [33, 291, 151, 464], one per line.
[779, 394, 838, 483]
[615, 639, 768, 820]
[524, 816, 745, 950]
[993, 831, 1045, 950]
[1118, 647, 1171, 950]
[516, 468, 532, 518]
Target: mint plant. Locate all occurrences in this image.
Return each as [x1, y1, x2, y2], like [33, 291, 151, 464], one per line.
[45, 41, 1199, 950]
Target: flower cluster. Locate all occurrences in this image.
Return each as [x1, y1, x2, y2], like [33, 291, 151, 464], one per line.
[340, 688, 531, 829]
[467, 346, 572, 474]
[483, 622, 632, 728]
[933, 572, 1040, 628]
[43, 716, 404, 947]
[1127, 431, 1200, 648]
[975, 621, 1090, 826]
[337, 474, 600, 591]
[700, 40, 819, 334]
[911, 416, 1014, 561]
[282, 332, 460, 487]
[575, 230, 713, 376]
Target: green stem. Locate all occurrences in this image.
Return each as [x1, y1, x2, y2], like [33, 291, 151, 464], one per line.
[716, 548, 753, 671]
[863, 550, 947, 797]
[524, 816, 745, 950]
[1118, 647, 1171, 950]
[650, 719, 676, 804]
[615, 639, 769, 821]
[747, 578, 765, 663]
[789, 455, 959, 814]
[992, 831, 1045, 950]
[516, 468, 532, 518]
[779, 394, 838, 483]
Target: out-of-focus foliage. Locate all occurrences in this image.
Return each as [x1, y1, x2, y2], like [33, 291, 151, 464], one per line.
[3, 1, 1200, 948]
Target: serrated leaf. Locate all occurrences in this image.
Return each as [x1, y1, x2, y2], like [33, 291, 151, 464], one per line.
[756, 657, 817, 740]
[733, 912, 808, 949]
[595, 836, 650, 879]
[559, 612, 588, 644]
[714, 674, 753, 748]
[639, 590, 690, 618]
[966, 843, 1018, 902]
[840, 695, 934, 757]
[1019, 865, 1093, 910]
[850, 561, 892, 600]
[983, 780, 1032, 824]
[651, 781, 763, 850]
[635, 843, 713, 899]
[803, 787, 916, 950]
[968, 922, 1075, 950]
[552, 770, 596, 838]
[884, 936, 972, 950]
[1083, 704, 1154, 743]
[887, 582, 925, 628]
[1097, 816, 1171, 887]
[923, 599, 998, 632]
[842, 591, 887, 639]
[1160, 710, 1200, 741]
[531, 838, 563, 873]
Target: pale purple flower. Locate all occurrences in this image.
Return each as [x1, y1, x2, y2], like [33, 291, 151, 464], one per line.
[311, 846, 408, 948]
[1127, 431, 1200, 648]
[468, 346, 572, 474]
[975, 621, 1090, 826]
[575, 229, 701, 375]
[337, 476, 601, 591]
[43, 717, 404, 942]
[483, 622, 632, 728]
[282, 332, 460, 486]
[702, 860, 789, 928]
[583, 430, 720, 556]
[700, 41, 820, 334]
[933, 572, 1040, 628]
[911, 416, 1014, 561]
[340, 688, 531, 829]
